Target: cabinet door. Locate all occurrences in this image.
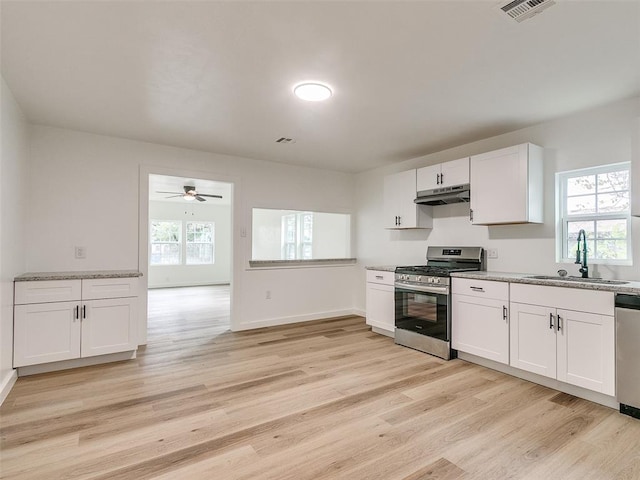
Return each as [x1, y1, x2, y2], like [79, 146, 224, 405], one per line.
[509, 302, 556, 378]
[14, 301, 81, 367]
[416, 164, 440, 191]
[470, 145, 529, 225]
[556, 309, 615, 395]
[365, 282, 395, 333]
[81, 297, 138, 357]
[383, 170, 431, 229]
[452, 294, 509, 364]
[440, 157, 470, 188]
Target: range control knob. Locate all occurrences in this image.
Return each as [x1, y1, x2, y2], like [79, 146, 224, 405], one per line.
[416, 276, 421, 282]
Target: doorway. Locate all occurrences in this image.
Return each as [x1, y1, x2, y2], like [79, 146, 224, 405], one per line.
[138, 167, 235, 344]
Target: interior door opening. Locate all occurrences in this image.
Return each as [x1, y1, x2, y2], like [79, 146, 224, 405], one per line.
[143, 172, 233, 342]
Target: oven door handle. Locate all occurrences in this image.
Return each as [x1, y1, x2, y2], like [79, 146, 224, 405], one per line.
[394, 282, 449, 295]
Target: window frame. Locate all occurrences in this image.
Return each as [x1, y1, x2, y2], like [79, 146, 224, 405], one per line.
[185, 221, 215, 265]
[556, 162, 632, 266]
[150, 220, 215, 267]
[149, 220, 183, 266]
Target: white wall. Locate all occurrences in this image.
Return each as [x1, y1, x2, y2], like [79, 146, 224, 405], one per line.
[148, 200, 231, 288]
[26, 126, 356, 332]
[0, 78, 28, 400]
[355, 96, 640, 310]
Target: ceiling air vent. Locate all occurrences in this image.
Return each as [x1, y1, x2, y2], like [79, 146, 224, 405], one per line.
[276, 137, 296, 144]
[498, 0, 556, 22]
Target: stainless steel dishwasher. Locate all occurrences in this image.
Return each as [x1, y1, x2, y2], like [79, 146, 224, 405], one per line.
[616, 294, 640, 419]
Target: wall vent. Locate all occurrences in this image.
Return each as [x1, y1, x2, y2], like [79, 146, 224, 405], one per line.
[276, 137, 296, 144]
[498, 0, 556, 22]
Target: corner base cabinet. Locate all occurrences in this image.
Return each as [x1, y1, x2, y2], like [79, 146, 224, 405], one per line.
[14, 276, 139, 368]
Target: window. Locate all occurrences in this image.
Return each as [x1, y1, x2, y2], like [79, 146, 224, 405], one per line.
[282, 212, 313, 260]
[186, 222, 214, 265]
[556, 163, 631, 264]
[150, 221, 181, 265]
[150, 220, 214, 266]
[251, 208, 351, 261]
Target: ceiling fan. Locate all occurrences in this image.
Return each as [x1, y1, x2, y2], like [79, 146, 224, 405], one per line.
[156, 185, 223, 202]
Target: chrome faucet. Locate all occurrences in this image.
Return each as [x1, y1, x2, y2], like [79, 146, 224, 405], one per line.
[575, 229, 588, 278]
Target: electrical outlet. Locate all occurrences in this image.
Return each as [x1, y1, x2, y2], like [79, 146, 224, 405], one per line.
[487, 248, 498, 259]
[266, 290, 271, 300]
[75, 246, 86, 259]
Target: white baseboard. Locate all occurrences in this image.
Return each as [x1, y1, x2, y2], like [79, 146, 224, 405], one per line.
[148, 282, 230, 289]
[17, 350, 136, 377]
[458, 351, 619, 409]
[234, 309, 363, 331]
[352, 308, 366, 317]
[0, 370, 17, 406]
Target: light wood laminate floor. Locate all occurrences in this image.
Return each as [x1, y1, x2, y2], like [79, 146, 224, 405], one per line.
[2, 285, 640, 479]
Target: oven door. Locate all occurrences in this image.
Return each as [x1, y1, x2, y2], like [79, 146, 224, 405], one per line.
[395, 283, 450, 341]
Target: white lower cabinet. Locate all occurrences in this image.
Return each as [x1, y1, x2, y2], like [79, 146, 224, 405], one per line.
[509, 283, 615, 396]
[365, 270, 395, 334]
[14, 301, 82, 366]
[452, 278, 509, 364]
[14, 277, 139, 368]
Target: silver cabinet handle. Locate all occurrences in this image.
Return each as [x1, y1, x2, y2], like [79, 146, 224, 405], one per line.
[557, 314, 562, 331]
[375, 275, 384, 280]
[470, 286, 485, 292]
[503, 305, 508, 321]
[549, 312, 554, 330]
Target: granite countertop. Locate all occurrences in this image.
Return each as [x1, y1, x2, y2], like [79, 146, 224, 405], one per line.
[365, 265, 397, 272]
[15, 270, 143, 282]
[451, 271, 640, 295]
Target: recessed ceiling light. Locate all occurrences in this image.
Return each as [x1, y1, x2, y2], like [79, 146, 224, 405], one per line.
[294, 82, 332, 101]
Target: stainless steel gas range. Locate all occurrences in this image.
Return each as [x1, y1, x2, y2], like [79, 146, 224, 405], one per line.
[394, 246, 485, 360]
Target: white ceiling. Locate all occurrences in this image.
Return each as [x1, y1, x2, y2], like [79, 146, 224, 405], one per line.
[2, 1, 639, 173]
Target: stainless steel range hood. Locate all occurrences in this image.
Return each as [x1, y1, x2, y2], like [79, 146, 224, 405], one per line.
[414, 184, 470, 206]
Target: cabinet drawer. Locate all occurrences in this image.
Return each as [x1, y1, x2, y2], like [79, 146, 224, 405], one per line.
[15, 280, 82, 305]
[82, 277, 139, 300]
[452, 278, 508, 301]
[366, 270, 395, 285]
[510, 283, 614, 316]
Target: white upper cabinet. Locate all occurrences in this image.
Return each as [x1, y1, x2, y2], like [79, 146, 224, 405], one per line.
[383, 169, 433, 229]
[417, 157, 470, 191]
[470, 143, 544, 225]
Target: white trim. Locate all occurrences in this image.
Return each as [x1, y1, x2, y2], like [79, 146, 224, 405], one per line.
[233, 310, 364, 331]
[148, 281, 230, 289]
[16, 351, 136, 377]
[0, 370, 17, 406]
[139, 165, 240, 338]
[555, 162, 632, 264]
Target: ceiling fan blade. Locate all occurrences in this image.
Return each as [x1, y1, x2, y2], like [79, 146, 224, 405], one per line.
[196, 194, 223, 198]
[164, 195, 183, 198]
[156, 191, 183, 195]
[195, 195, 206, 202]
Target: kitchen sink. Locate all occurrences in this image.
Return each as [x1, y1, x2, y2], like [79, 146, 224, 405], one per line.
[526, 275, 629, 285]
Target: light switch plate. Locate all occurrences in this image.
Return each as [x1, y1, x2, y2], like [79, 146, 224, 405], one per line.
[75, 246, 86, 259]
[487, 248, 498, 259]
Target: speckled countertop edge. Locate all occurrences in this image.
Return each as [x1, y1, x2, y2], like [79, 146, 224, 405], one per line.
[15, 270, 143, 281]
[451, 271, 640, 295]
[365, 265, 397, 272]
